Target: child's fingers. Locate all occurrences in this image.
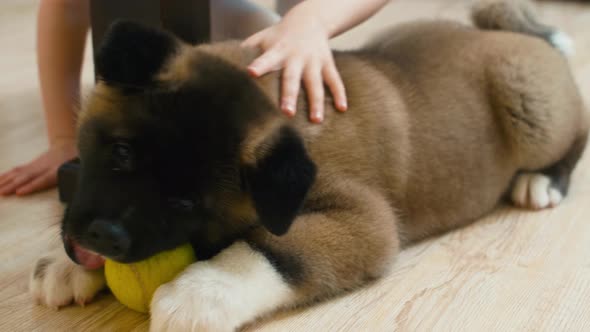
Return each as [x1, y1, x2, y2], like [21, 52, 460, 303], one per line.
[0, 169, 17, 187]
[303, 61, 325, 123]
[16, 170, 57, 196]
[323, 62, 347, 112]
[281, 59, 304, 116]
[18, 159, 46, 179]
[0, 163, 48, 195]
[247, 47, 284, 77]
[0, 173, 35, 196]
[241, 29, 265, 48]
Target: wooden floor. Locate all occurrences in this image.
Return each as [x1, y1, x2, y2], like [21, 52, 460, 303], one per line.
[1, 1, 590, 331]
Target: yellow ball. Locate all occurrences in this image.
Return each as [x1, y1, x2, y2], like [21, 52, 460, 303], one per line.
[105, 244, 196, 313]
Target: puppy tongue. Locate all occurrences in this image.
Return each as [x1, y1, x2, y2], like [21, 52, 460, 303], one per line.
[73, 243, 105, 270]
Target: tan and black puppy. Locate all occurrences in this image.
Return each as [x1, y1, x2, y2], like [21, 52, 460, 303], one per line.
[31, 0, 588, 330]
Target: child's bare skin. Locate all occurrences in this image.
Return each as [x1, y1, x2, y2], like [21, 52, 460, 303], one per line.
[244, 0, 390, 122]
[0, 0, 389, 196]
[0, 0, 88, 196]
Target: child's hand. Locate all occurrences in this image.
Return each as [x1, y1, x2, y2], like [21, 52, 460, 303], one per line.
[0, 138, 77, 196]
[242, 5, 347, 123]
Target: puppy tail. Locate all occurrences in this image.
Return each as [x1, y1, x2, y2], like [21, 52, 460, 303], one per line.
[471, 0, 574, 56]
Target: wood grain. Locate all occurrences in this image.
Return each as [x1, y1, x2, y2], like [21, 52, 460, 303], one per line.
[1, 1, 589, 331]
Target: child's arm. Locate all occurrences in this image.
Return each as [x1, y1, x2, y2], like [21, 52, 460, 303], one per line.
[0, 0, 89, 196]
[243, 0, 390, 122]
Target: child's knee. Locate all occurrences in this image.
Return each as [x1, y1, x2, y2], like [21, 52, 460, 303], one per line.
[211, 0, 279, 40]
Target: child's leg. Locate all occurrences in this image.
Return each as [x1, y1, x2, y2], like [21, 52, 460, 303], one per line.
[276, 0, 303, 16]
[211, 0, 279, 41]
[0, 0, 88, 196]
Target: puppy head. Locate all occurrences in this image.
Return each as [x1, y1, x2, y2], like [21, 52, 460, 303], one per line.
[63, 21, 316, 267]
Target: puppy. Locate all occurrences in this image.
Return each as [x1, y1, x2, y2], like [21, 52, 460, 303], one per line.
[31, 1, 588, 330]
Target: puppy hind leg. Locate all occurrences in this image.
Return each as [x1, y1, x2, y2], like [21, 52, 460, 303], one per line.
[511, 133, 588, 210]
[245, 184, 401, 305]
[487, 42, 587, 191]
[511, 172, 563, 209]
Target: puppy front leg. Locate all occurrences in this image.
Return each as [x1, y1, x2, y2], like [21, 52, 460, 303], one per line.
[150, 187, 399, 331]
[30, 249, 106, 308]
[150, 241, 295, 332]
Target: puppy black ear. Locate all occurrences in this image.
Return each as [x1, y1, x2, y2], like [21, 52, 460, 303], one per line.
[244, 127, 317, 236]
[95, 20, 179, 88]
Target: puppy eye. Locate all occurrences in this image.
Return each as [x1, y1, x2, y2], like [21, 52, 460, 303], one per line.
[112, 142, 133, 171]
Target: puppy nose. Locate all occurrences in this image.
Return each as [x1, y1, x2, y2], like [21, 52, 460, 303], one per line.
[87, 219, 130, 257]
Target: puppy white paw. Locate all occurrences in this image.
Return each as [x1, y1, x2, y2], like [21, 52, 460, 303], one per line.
[150, 242, 294, 332]
[150, 279, 239, 332]
[511, 173, 563, 210]
[30, 251, 106, 309]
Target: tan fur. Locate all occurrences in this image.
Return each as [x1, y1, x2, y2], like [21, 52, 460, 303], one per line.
[157, 44, 195, 86]
[240, 116, 286, 165]
[78, 83, 124, 128]
[472, 0, 553, 37]
[79, 0, 589, 324]
[161, 16, 587, 304]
